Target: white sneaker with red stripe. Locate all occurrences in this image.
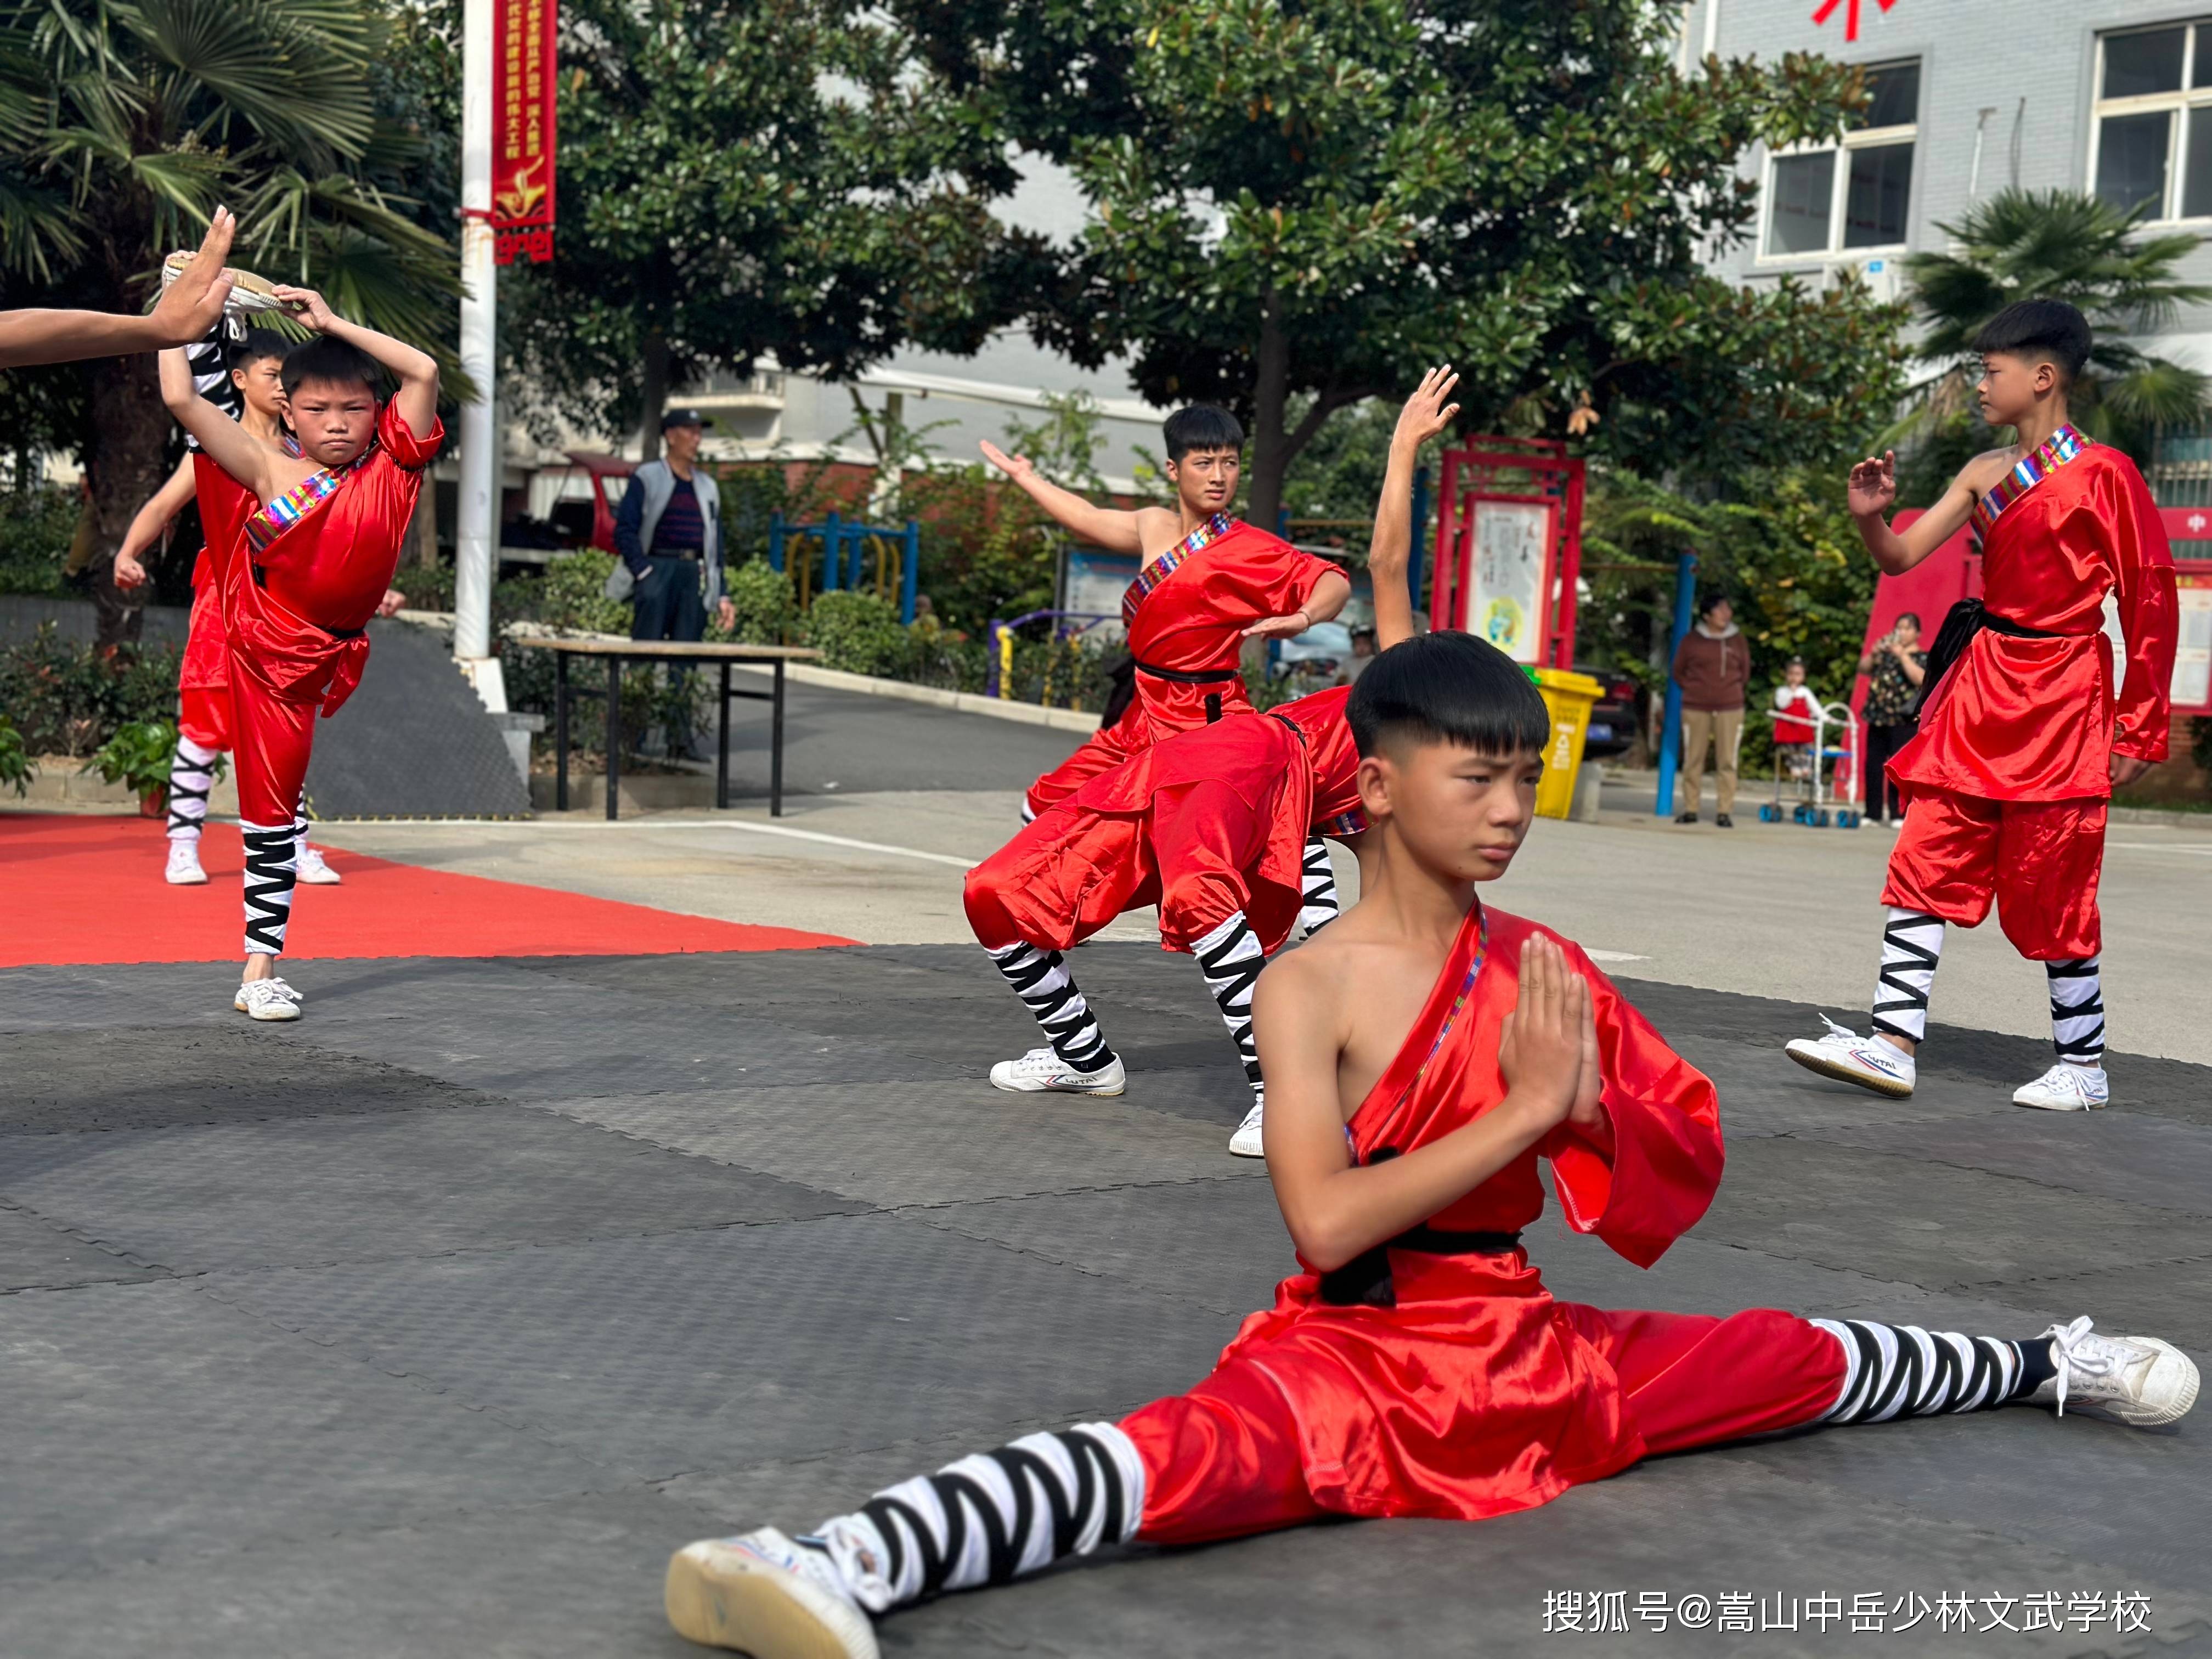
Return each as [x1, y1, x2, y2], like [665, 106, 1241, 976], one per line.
[1785, 1015, 1916, 1098]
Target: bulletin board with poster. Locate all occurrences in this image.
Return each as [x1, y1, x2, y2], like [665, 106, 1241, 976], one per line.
[2174, 568, 2212, 715]
[1431, 437, 1585, 669]
[1465, 498, 1555, 663]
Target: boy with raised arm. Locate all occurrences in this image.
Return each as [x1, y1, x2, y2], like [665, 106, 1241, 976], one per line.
[0, 210, 237, 367]
[159, 287, 441, 1020]
[986, 405, 1353, 932]
[1786, 301, 2177, 1111]
[662, 630, 2195, 1659]
[963, 371, 1448, 1155]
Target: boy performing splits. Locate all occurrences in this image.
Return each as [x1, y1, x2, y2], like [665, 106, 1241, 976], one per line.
[1787, 302, 2177, 1111]
[984, 407, 1353, 933]
[663, 630, 2196, 1658]
[159, 288, 441, 1021]
[963, 373, 1448, 1156]
[116, 328, 395, 887]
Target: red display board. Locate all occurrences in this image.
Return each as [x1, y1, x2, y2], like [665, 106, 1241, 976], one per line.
[492, 0, 557, 264]
[1431, 438, 1585, 669]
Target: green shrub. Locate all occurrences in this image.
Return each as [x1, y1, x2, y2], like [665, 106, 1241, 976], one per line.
[0, 487, 82, 598]
[539, 548, 630, 635]
[394, 557, 457, 611]
[0, 712, 32, 794]
[83, 718, 206, 799]
[724, 557, 796, 645]
[804, 589, 909, 676]
[0, 624, 184, 757]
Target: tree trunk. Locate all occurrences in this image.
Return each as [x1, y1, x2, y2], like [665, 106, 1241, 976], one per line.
[637, 330, 670, 462]
[410, 486, 441, 567]
[84, 354, 174, 573]
[1247, 290, 1290, 533]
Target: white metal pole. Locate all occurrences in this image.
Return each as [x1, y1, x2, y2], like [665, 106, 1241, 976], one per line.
[455, 0, 497, 671]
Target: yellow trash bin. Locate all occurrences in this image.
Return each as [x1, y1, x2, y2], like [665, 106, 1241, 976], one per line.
[1530, 667, 1604, 821]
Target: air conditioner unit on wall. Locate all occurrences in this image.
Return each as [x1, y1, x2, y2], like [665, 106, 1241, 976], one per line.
[1832, 257, 1905, 305]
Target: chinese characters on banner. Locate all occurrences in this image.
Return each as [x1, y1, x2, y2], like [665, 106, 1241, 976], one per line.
[492, 0, 556, 263]
[1810, 0, 1895, 43]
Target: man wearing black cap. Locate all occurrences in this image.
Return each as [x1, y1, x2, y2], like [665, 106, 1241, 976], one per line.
[611, 408, 733, 753]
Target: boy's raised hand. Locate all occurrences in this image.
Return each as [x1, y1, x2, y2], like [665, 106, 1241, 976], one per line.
[1847, 450, 1897, 518]
[1498, 935, 1588, 1132]
[1392, 364, 1461, 455]
[979, 441, 1034, 483]
[272, 285, 338, 332]
[147, 208, 238, 346]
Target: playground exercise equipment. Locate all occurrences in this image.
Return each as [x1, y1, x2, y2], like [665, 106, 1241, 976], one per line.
[768, 512, 922, 623]
[985, 610, 1115, 703]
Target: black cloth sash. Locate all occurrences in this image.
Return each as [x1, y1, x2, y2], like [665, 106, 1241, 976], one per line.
[1099, 656, 1138, 729]
[1910, 599, 2066, 720]
[1317, 1225, 1526, 1307]
[1133, 657, 1243, 684]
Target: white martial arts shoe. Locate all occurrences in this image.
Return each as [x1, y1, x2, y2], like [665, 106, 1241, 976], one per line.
[234, 978, 302, 1022]
[988, 1047, 1126, 1096]
[665, 1527, 878, 1659]
[1229, 1094, 1266, 1159]
[2013, 1063, 2109, 1111]
[2033, 1317, 2199, 1427]
[296, 844, 342, 884]
[164, 840, 208, 885]
[1784, 1015, 1916, 1098]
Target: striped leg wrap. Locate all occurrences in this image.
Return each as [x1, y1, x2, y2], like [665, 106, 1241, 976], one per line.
[814, 1423, 1144, 1613]
[1193, 911, 1266, 1093]
[1870, 907, 1944, 1043]
[240, 817, 298, 956]
[2046, 956, 2106, 1066]
[988, 942, 1115, 1072]
[1811, 1319, 2036, 1423]
[167, 735, 221, 841]
[1297, 838, 1340, 936]
[182, 325, 244, 443]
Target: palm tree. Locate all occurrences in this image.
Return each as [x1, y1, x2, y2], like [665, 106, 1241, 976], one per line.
[0, 0, 461, 567]
[1894, 188, 2212, 485]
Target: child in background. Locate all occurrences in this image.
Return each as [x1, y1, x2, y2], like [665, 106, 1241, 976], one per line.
[1771, 657, 1820, 785]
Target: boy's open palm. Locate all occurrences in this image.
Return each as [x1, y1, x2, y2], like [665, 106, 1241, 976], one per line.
[1393, 365, 1461, 453]
[979, 441, 1033, 483]
[1847, 452, 1897, 517]
[148, 209, 237, 345]
[1498, 936, 1587, 1131]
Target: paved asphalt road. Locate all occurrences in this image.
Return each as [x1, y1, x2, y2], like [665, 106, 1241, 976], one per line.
[2, 944, 2208, 1657]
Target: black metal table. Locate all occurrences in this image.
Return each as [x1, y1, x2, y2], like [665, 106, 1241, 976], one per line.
[518, 638, 821, 820]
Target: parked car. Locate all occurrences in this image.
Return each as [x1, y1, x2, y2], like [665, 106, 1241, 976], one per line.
[1575, 663, 1640, 758]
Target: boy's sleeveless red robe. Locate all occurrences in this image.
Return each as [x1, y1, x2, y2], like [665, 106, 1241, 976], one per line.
[1025, 522, 1341, 815]
[969, 686, 1363, 955]
[1133, 904, 1737, 1527]
[1889, 444, 2176, 800]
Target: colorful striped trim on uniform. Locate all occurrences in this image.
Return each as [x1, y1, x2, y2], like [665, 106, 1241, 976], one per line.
[1122, 512, 1234, 623]
[1403, 910, 1491, 1099]
[1319, 808, 1369, 838]
[1970, 425, 2086, 540]
[245, 444, 376, 555]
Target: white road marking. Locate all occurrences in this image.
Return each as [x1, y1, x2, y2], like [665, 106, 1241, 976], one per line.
[321, 816, 980, 868]
[1585, 949, 1650, 962]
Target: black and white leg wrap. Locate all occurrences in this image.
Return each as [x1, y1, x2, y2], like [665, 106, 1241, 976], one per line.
[987, 942, 1115, 1073]
[1811, 1319, 2038, 1423]
[240, 817, 298, 956]
[167, 736, 220, 841]
[1870, 907, 1944, 1044]
[814, 1423, 1144, 1613]
[2046, 956, 2106, 1066]
[1193, 911, 1266, 1093]
[1297, 838, 1340, 937]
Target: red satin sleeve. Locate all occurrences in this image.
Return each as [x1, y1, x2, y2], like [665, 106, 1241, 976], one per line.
[2105, 462, 2179, 763]
[1215, 540, 1342, 621]
[1545, 947, 1725, 1268]
[376, 398, 445, 470]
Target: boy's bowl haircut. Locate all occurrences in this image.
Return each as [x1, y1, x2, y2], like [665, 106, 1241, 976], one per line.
[1347, 631, 1551, 759]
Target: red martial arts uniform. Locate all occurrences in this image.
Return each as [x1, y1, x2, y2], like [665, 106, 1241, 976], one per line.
[1883, 432, 2177, 958]
[969, 686, 1365, 957]
[199, 401, 443, 826]
[1024, 518, 1341, 817]
[1118, 902, 1844, 1541]
[175, 469, 261, 752]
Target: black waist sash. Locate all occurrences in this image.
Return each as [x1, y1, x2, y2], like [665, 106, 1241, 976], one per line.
[1911, 599, 2067, 719]
[1317, 1225, 1525, 1308]
[1134, 657, 1243, 684]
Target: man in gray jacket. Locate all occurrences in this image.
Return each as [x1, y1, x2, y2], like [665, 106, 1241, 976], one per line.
[613, 408, 735, 642]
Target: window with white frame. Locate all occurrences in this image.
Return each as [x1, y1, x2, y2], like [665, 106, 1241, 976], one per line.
[2091, 22, 2212, 221]
[1763, 61, 1920, 258]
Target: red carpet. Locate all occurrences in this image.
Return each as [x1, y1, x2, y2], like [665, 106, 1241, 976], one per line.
[0, 814, 855, 967]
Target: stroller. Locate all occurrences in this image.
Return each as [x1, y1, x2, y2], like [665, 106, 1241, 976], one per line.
[1758, 689, 1863, 828]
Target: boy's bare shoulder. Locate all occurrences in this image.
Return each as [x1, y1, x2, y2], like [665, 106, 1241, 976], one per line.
[1956, 447, 2020, 495]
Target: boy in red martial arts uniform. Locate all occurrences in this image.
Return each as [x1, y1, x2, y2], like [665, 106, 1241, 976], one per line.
[663, 627, 2197, 1659]
[985, 407, 1353, 932]
[1786, 302, 2177, 1111]
[116, 328, 402, 888]
[964, 372, 1449, 1155]
[159, 285, 441, 1021]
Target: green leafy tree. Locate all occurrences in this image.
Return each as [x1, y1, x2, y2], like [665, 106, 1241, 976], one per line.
[905, 0, 1904, 524]
[507, 0, 1038, 459]
[1896, 188, 2212, 490]
[0, 0, 464, 569]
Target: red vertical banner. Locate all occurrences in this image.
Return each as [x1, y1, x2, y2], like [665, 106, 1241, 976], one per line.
[492, 0, 556, 263]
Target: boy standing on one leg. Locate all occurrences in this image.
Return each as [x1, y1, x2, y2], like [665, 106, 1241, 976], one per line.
[1787, 302, 2176, 1110]
[663, 629, 2195, 1658]
[159, 287, 441, 1020]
